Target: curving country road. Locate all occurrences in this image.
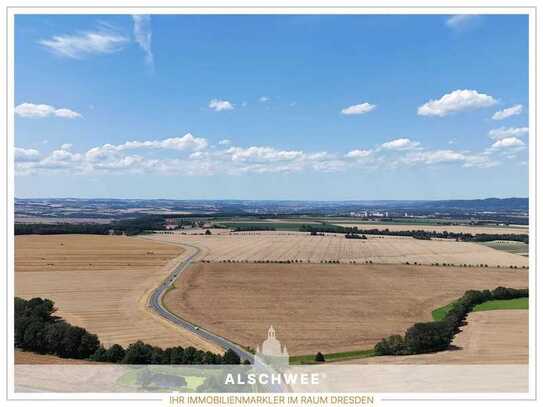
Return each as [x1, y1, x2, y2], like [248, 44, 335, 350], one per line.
[147, 240, 288, 393]
[148, 242, 254, 363]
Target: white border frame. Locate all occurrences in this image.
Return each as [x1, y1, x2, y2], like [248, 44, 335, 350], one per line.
[0, 1, 540, 406]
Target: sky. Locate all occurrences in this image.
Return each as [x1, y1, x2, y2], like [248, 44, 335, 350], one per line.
[14, 14, 529, 200]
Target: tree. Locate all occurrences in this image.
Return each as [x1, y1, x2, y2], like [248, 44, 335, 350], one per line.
[122, 341, 155, 364]
[223, 348, 241, 364]
[105, 344, 126, 363]
[315, 352, 325, 362]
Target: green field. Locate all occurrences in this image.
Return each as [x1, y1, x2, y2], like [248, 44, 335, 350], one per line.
[289, 349, 375, 365]
[116, 367, 206, 391]
[473, 297, 528, 311]
[479, 240, 529, 255]
[432, 297, 528, 321]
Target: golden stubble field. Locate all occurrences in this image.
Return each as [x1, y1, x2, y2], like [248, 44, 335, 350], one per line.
[163, 262, 528, 356]
[148, 231, 528, 268]
[15, 235, 222, 352]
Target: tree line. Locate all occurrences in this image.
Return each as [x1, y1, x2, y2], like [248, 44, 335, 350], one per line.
[15, 297, 241, 365]
[15, 215, 168, 236]
[300, 225, 528, 244]
[374, 287, 528, 356]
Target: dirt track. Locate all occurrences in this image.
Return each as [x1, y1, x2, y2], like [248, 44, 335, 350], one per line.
[15, 235, 222, 352]
[163, 262, 528, 356]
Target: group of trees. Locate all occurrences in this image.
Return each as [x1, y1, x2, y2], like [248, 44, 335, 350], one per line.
[15, 297, 100, 359]
[345, 233, 367, 239]
[15, 297, 241, 365]
[231, 226, 276, 232]
[91, 341, 240, 365]
[374, 287, 529, 356]
[15, 215, 169, 236]
[300, 224, 528, 244]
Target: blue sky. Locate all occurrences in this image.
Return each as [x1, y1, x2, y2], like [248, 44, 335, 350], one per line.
[14, 14, 529, 200]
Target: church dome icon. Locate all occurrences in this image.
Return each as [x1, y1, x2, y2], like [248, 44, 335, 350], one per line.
[255, 326, 289, 367]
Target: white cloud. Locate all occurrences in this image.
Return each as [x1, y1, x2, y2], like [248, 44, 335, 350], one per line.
[218, 139, 231, 145]
[15, 103, 82, 119]
[341, 102, 376, 116]
[345, 149, 372, 158]
[259, 96, 270, 103]
[400, 149, 495, 168]
[446, 15, 478, 29]
[54, 108, 82, 119]
[492, 104, 523, 120]
[15, 147, 40, 162]
[488, 126, 529, 140]
[381, 138, 420, 150]
[86, 133, 208, 162]
[18, 103, 80, 119]
[132, 15, 154, 69]
[489, 137, 525, 150]
[39, 28, 128, 59]
[209, 99, 234, 111]
[226, 146, 304, 163]
[17, 131, 516, 177]
[417, 89, 497, 117]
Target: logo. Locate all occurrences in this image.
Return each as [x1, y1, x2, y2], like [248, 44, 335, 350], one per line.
[255, 326, 289, 368]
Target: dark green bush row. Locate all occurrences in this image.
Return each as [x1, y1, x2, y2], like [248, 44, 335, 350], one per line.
[300, 225, 528, 244]
[374, 287, 528, 356]
[15, 297, 240, 365]
[15, 297, 100, 359]
[90, 341, 240, 365]
[15, 215, 168, 236]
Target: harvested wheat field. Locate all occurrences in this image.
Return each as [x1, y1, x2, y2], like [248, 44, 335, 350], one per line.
[163, 262, 527, 356]
[148, 232, 528, 268]
[15, 235, 221, 352]
[341, 310, 528, 364]
[333, 223, 528, 235]
[15, 351, 103, 365]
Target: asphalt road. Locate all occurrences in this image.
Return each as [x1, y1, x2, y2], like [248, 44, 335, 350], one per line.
[147, 241, 288, 393]
[148, 243, 255, 363]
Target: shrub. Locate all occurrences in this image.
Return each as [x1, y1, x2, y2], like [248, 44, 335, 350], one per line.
[315, 352, 325, 362]
[404, 321, 452, 354]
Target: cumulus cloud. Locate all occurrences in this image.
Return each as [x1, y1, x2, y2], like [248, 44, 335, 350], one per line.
[381, 138, 420, 151]
[400, 149, 495, 168]
[226, 146, 304, 163]
[218, 139, 231, 145]
[488, 126, 529, 140]
[259, 96, 270, 103]
[15, 103, 82, 119]
[15, 147, 40, 162]
[417, 89, 496, 117]
[132, 15, 153, 69]
[16, 130, 517, 176]
[86, 133, 208, 162]
[489, 137, 525, 150]
[39, 27, 128, 59]
[345, 149, 372, 158]
[341, 102, 376, 116]
[446, 15, 479, 29]
[209, 99, 234, 111]
[492, 105, 523, 120]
